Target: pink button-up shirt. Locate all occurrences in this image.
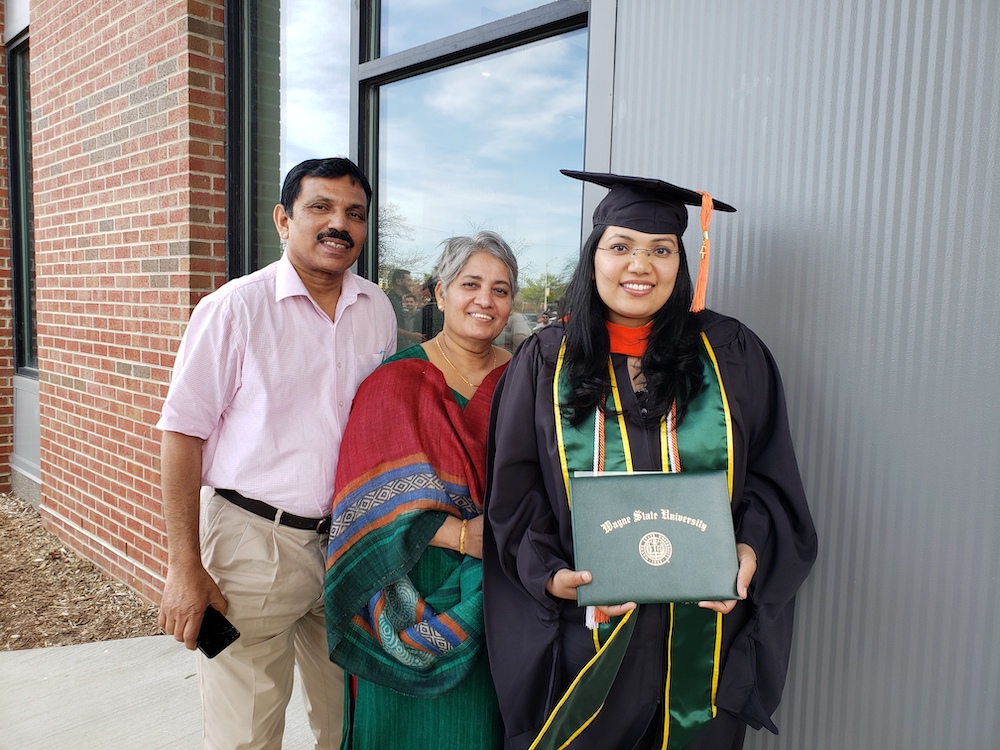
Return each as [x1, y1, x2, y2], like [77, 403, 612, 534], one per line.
[157, 254, 397, 518]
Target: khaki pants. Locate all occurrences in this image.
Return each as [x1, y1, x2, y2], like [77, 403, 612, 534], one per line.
[198, 489, 344, 750]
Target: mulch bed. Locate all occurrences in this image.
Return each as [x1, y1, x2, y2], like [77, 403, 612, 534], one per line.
[0, 492, 162, 650]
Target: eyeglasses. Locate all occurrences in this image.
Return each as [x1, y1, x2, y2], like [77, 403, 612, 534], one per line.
[596, 243, 681, 263]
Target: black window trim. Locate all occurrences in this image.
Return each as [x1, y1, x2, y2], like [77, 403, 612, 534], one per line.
[225, 0, 589, 282]
[225, 0, 254, 280]
[352, 0, 589, 279]
[7, 30, 38, 377]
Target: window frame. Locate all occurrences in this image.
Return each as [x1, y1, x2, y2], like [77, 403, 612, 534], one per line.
[7, 31, 37, 376]
[351, 0, 590, 279]
[225, 0, 591, 282]
[225, 0, 254, 279]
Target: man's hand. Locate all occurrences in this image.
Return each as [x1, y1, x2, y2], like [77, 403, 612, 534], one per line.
[158, 430, 218, 650]
[158, 564, 227, 650]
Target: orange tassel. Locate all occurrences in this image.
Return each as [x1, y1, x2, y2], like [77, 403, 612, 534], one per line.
[586, 605, 611, 629]
[690, 192, 714, 313]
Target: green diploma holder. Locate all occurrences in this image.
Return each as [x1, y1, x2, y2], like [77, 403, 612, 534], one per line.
[569, 470, 739, 606]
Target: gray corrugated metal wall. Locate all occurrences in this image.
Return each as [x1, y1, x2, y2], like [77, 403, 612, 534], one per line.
[607, 1, 1000, 747]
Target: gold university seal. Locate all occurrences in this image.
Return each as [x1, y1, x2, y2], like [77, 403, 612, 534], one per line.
[638, 532, 672, 566]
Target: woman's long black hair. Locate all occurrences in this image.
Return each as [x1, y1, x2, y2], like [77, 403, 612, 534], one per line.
[560, 225, 706, 428]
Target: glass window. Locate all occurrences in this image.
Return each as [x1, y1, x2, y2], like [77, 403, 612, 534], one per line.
[232, 0, 353, 272]
[380, 0, 550, 57]
[8, 38, 37, 374]
[233, 0, 589, 313]
[277, 0, 352, 177]
[376, 29, 587, 343]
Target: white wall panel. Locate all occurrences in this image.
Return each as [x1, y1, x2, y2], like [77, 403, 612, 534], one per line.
[607, 1, 1000, 747]
[3, 0, 30, 42]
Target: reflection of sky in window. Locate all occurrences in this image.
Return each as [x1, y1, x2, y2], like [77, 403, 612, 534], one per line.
[379, 29, 587, 279]
[280, 0, 351, 178]
[381, 0, 549, 57]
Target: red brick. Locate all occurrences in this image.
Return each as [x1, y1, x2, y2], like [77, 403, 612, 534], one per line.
[21, 0, 227, 598]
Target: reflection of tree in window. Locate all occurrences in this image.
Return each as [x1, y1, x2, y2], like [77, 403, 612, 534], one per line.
[517, 267, 569, 315]
[377, 202, 432, 285]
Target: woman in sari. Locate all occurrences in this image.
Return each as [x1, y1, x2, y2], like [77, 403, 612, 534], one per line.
[325, 231, 518, 749]
[483, 171, 817, 749]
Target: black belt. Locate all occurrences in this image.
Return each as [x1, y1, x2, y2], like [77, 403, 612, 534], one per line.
[215, 488, 331, 534]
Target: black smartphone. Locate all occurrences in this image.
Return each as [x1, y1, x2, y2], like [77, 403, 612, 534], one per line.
[196, 605, 240, 658]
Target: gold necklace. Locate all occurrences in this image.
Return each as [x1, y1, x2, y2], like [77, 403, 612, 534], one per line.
[435, 334, 496, 389]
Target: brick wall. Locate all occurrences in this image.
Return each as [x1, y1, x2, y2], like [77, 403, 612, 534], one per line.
[30, 0, 227, 602]
[0, 3, 15, 491]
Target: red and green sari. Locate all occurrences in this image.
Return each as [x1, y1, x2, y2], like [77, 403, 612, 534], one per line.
[325, 345, 505, 749]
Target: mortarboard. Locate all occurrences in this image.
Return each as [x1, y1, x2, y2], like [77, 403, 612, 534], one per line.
[561, 169, 736, 312]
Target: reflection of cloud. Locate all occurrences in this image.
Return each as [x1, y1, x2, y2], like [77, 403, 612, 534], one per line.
[423, 40, 586, 158]
[377, 31, 589, 276]
[280, 1, 352, 174]
[382, 138, 585, 279]
[266, 4, 588, 280]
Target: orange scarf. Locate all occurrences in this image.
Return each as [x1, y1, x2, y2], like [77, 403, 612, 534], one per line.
[606, 320, 653, 357]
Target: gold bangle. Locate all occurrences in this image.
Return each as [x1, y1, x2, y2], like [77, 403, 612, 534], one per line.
[459, 519, 468, 556]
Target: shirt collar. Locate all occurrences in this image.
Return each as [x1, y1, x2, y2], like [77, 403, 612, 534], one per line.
[274, 251, 366, 308]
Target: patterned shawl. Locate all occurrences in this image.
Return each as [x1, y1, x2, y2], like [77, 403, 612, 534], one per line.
[325, 356, 504, 697]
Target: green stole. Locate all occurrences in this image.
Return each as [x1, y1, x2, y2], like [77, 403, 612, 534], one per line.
[531, 333, 734, 750]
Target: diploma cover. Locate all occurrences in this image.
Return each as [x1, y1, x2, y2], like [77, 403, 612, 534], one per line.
[569, 470, 739, 606]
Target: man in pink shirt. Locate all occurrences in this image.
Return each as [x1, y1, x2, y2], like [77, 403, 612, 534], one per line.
[157, 157, 396, 749]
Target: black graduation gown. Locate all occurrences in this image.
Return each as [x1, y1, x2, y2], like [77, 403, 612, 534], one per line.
[482, 312, 818, 750]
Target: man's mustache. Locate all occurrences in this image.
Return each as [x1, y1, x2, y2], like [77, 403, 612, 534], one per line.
[316, 229, 354, 248]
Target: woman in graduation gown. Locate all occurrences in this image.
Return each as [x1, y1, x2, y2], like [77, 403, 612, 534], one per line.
[482, 171, 817, 750]
[325, 231, 518, 749]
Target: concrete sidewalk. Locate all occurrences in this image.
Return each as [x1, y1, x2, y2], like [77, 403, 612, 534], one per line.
[0, 635, 313, 749]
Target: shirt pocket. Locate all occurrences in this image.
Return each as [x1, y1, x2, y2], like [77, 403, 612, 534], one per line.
[351, 353, 385, 394]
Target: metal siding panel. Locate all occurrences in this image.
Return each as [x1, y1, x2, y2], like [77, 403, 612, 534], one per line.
[608, 1, 1000, 747]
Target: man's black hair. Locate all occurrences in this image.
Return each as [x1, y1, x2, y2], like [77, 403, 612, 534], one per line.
[280, 158, 373, 216]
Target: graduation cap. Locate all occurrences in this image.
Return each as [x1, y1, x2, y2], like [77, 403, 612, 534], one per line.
[561, 169, 736, 312]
